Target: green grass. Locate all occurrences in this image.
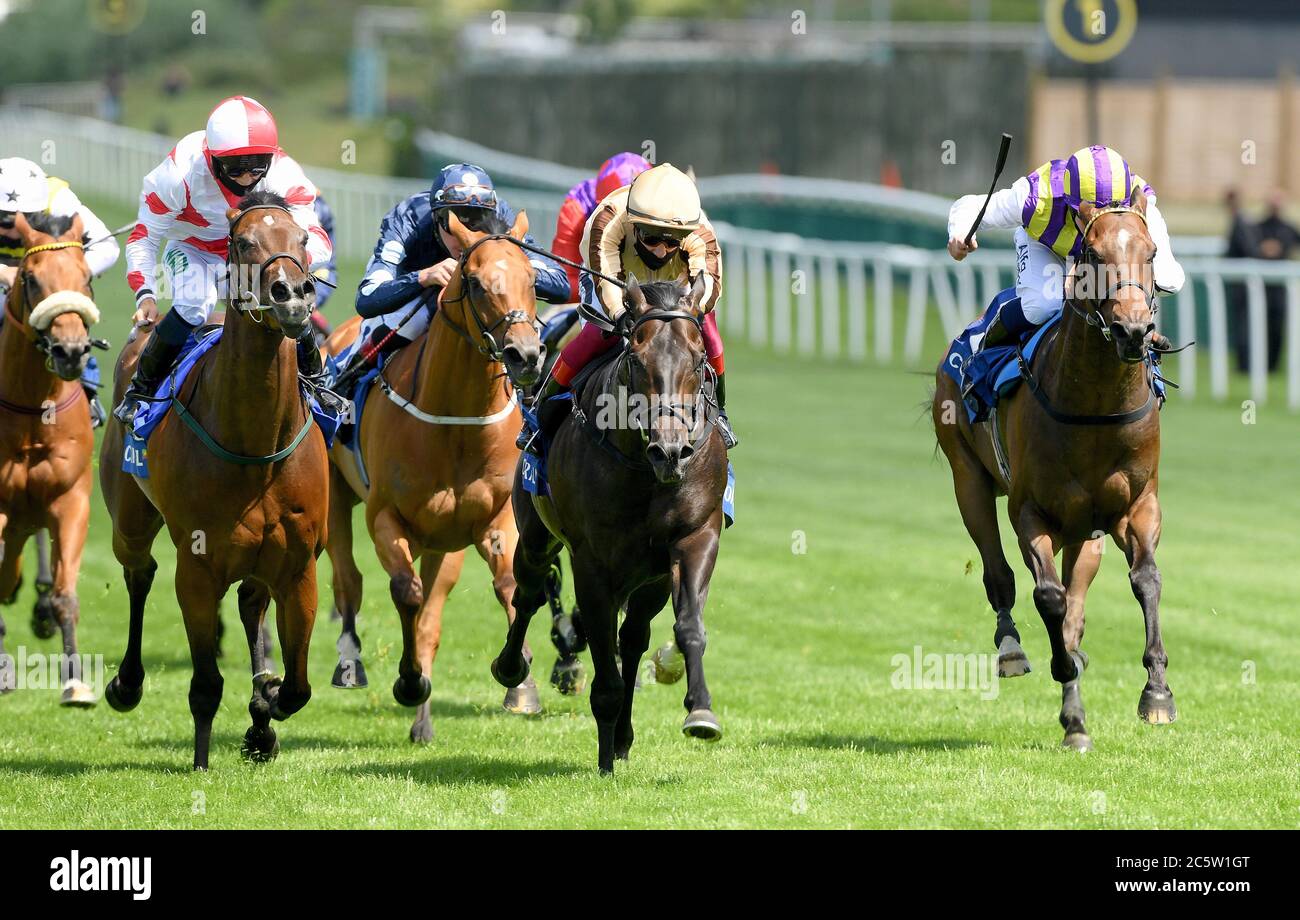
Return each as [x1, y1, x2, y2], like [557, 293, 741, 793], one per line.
[0, 199, 1297, 829]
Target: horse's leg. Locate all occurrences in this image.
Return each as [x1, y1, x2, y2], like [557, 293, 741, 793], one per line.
[328, 468, 366, 689]
[1016, 506, 1086, 750]
[0, 514, 15, 693]
[48, 489, 94, 707]
[615, 578, 670, 761]
[491, 491, 561, 690]
[408, 550, 464, 743]
[370, 505, 430, 707]
[941, 428, 1026, 676]
[175, 558, 225, 771]
[571, 556, 623, 774]
[266, 564, 318, 724]
[104, 495, 163, 713]
[1058, 540, 1102, 749]
[476, 512, 541, 715]
[1120, 493, 1175, 724]
[30, 529, 57, 639]
[547, 557, 588, 695]
[236, 579, 279, 762]
[671, 524, 723, 741]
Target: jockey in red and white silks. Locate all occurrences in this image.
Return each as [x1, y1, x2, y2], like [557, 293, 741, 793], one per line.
[115, 95, 333, 424]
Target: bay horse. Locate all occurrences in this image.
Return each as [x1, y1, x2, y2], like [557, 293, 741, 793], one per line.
[933, 191, 1174, 751]
[493, 276, 728, 774]
[323, 210, 547, 743]
[100, 191, 328, 770]
[0, 213, 101, 706]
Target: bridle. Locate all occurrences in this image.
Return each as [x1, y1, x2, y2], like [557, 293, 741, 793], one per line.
[4, 239, 108, 375]
[437, 232, 542, 363]
[225, 203, 323, 321]
[1066, 205, 1158, 343]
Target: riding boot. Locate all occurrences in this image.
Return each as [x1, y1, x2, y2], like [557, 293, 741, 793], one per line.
[112, 312, 194, 426]
[84, 385, 106, 428]
[713, 372, 738, 449]
[296, 330, 349, 418]
[518, 376, 570, 453]
[332, 323, 404, 394]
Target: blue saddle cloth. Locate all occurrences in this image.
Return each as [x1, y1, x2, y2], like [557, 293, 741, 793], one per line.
[521, 393, 735, 528]
[941, 288, 1165, 425]
[123, 327, 341, 477]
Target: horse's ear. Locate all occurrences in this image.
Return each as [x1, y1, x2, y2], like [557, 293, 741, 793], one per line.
[686, 273, 707, 313]
[446, 210, 475, 249]
[1129, 185, 1148, 217]
[13, 211, 39, 247]
[62, 213, 85, 244]
[508, 209, 529, 241]
[623, 275, 647, 315]
[1076, 200, 1096, 232]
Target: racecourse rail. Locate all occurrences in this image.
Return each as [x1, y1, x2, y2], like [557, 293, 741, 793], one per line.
[5, 105, 1300, 410]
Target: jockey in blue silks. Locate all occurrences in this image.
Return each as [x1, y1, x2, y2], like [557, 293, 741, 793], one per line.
[333, 163, 570, 387]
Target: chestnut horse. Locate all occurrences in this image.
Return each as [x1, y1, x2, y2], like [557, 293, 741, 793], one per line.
[323, 210, 546, 743]
[933, 191, 1174, 751]
[493, 277, 728, 774]
[100, 192, 328, 770]
[0, 213, 102, 706]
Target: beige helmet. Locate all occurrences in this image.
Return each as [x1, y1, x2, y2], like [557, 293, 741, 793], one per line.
[626, 163, 700, 233]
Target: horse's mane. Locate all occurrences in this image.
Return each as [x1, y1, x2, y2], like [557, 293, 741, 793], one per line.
[235, 189, 290, 212]
[638, 279, 689, 310]
[465, 209, 509, 235]
[27, 212, 74, 238]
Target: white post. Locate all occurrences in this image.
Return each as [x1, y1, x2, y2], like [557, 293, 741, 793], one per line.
[1288, 278, 1300, 411]
[797, 253, 816, 357]
[769, 249, 788, 352]
[874, 259, 893, 363]
[819, 255, 840, 359]
[846, 257, 867, 361]
[1205, 273, 1229, 401]
[1175, 287, 1196, 399]
[903, 266, 928, 364]
[1246, 274, 1268, 405]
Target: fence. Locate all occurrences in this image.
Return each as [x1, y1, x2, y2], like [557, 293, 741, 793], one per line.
[4, 106, 1298, 409]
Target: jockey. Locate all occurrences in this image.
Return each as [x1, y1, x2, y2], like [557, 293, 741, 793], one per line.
[114, 95, 334, 425]
[523, 162, 736, 451]
[0, 157, 120, 425]
[947, 144, 1184, 352]
[552, 152, 651, 301]
[307, 194, 337, 346]
[331, 162, 569, 389]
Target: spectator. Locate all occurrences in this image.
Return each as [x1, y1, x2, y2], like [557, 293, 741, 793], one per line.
[1254, 190, 1298, 372]
[1224, 188, 1258, 372]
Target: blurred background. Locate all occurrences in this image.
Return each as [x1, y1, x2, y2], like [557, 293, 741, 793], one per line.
[2, 0, 1298, 405]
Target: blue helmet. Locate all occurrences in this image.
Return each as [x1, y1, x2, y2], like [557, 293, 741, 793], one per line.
[430, 163, 498, 214]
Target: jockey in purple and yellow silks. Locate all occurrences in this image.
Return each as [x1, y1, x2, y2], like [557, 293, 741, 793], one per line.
[947, 145, 1185, 352]
[551, 152, 651, 302]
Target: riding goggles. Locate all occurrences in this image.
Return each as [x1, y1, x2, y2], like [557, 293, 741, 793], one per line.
[635, 226, 689, 249]
[432, 183, 498, 211]
[214, 154, 272, 179]
[0, 210, 40, 230]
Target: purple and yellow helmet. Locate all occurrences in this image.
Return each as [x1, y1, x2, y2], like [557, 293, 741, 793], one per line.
[1063, 145, 1136, 210]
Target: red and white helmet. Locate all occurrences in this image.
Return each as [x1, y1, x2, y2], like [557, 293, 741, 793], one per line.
[205, 96, 279, 157]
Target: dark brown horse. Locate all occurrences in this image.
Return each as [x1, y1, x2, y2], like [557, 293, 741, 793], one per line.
[0, 214, 100, 706]
[100, 192, 329, 770]
[934, 191, 1174, 751]
[493, 276, 728, 773]
[323, 210, 547, 743]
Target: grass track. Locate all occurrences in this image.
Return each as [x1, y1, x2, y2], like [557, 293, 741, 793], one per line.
[0, 199, 1296, 828]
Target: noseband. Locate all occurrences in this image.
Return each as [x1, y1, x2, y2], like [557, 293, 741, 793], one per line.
[4, 240, 108, 374]
[1067, 206, 1158, 342]
[438, 233, 541, 362]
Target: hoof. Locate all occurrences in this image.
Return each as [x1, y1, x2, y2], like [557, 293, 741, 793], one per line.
[996, 635, 1032, 678]
[503, 675, 542, 715]
[490, 654, 528, 689]
[104, 675, 142, 712]
[1062, 732, 1093, 752]
[651, 641, 685, 685]
[331, 658, 369, 689]
[1138, 689, 1177, 724]
[410, 718, 434, 744]
[30, 590, 57, 640]
[682, 708, 723, 741]
[60, 679, 97, 708]
[240, 725, 280, 763]
[392, 673, 431, 707]
[549, 655, 586, 696]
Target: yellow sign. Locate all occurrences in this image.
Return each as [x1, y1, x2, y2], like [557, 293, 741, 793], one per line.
[1045, 0, 1137, 64]
[89, 0, 148, 36]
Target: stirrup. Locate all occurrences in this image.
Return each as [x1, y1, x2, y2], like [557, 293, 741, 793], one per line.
[716, 412, 738, 450]
[86, 391, 107, 429]
[112, 394, 145, 426]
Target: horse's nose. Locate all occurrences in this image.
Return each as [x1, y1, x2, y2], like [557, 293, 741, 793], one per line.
[1110, 320, 1155, 350]
[646, 438, 693, 483]
[503, 341, 545, 385]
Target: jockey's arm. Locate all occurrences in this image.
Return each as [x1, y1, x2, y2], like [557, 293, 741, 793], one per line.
[1146, 198, 1185, 296]
[355, 201, 427, 319]
[551, 196, 589, 302]
[521, 229, 571, 305]
[682, 217, 723, 313]
[50, 186, 119, 277]
[585, 199, 630, 322]
[125, 156, 186, 313]
[272, 160, 333, 269]
[946, 177, 1030, 259]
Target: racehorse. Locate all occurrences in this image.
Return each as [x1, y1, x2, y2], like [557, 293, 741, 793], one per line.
[323, 210, 547, 743]
[492, 276, 728, 773]
[100, 191, 329, 770]
[0, 213, 102, 706]
[933, 191, 1175, 751]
